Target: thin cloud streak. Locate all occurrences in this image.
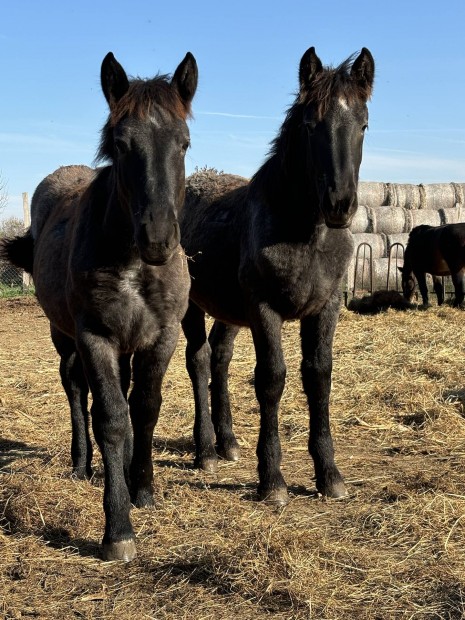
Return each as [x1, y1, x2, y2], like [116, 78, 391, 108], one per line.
[197, 110, 281, 121]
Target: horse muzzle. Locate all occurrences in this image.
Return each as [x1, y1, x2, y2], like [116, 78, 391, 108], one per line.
[137, 221, 180, 266]
[321, 191, 358, 229]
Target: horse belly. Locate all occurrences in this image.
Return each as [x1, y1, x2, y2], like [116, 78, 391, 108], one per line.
[430, 249, 450, 276]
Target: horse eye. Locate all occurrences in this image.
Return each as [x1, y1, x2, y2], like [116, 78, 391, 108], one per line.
[304, 121, 317, 135]
[182, 140, 191, 153]
[115, 137, 130, 155]
[362, 124, 369, 132]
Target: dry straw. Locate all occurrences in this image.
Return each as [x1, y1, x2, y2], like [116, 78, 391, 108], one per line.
[2, 296, 465, 619]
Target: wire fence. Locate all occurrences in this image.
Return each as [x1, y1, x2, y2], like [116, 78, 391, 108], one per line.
[0, 262, 33, 297]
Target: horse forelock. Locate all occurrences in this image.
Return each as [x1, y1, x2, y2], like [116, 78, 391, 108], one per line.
[110, 76, 191, 125]
[96, 75, 190, 163]
[300, 55, 373, 120]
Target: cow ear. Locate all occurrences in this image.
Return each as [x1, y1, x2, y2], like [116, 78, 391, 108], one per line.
[351, 48, 375, 98]
[172, 52, 198, 107]
[299, 46, 323, 93]
[101, 52, 130, 108]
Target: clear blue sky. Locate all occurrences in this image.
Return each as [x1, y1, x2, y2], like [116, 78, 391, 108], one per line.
[1, 0, 465, 220]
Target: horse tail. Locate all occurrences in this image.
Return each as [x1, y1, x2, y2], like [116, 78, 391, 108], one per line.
[0, 230, 34, 275]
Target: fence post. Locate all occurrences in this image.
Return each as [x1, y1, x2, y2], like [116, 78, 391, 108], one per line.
[22, 192, 32, 288]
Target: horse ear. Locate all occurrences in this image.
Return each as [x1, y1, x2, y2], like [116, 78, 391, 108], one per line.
[299, 46, 323, 92]
[351, 48, 375, 98]
[398, 266, 404, 273]
[172, 52, 198, 106]
[101, 52, 130, 108]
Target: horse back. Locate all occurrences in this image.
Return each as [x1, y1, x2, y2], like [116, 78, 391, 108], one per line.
[31, 165, 96, 240]
[182, 171, 251, 323]
[32, 166, 96, 336]
[408, 223, 465, 275]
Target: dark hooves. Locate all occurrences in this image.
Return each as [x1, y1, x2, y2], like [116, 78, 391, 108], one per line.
[258, 487, 289, 506]
[131, 489, 155, 509]
[320, 479, 348, 499]
[72, 467, 93, 481]
[195, 456, 218, 473]
[217, 444, 240, 462]
[102, 538, 137, 562]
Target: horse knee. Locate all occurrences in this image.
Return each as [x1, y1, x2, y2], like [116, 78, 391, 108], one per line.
[186, 340, 211, 378]
[255, 362, 286, 402]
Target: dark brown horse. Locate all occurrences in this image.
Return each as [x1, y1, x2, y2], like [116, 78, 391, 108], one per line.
[399, 223, 465, 307]
[181, 47, 375, 505]
[1, 51, 197, 561]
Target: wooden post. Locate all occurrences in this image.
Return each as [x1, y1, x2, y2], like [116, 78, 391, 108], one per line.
[22, 192, 32, 288]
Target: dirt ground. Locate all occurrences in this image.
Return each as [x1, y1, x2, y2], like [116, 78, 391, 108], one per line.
[2, 295, 465, 619]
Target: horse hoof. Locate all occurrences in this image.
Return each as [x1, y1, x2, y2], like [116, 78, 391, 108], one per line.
[102, 538, 137, 562]
[217, 445, 240, 462]
[322, 480, 348, 499]
[131, 489, 155, 509]
[196, 456, 218, 473]
[258, 487, 289, 506]
[72, 466, 92, 481]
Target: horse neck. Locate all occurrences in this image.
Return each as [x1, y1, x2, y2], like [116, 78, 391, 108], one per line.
[250, 135, 323, 232]
[94, 167, 138, 261]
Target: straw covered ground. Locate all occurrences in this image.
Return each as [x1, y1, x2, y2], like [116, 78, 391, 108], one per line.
[2, 296, 465, 619]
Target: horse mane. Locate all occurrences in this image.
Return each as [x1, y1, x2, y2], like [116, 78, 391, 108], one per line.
[96, 75, 191, 163]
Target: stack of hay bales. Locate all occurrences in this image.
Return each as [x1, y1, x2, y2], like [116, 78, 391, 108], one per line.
[348, 182, 465, 295]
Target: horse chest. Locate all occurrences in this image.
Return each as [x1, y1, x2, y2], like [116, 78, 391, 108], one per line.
[70, 253, 189, 352]
[253, 240, 349, 318]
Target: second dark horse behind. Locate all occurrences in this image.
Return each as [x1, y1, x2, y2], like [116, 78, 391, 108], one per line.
[399, 223, 465, 307]
[2, 51, 198, 561]
[181, 47, 375, 505]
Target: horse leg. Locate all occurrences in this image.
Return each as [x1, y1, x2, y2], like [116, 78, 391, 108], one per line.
[50, 325, 92, 480]
[451, 269, 465, 307]
[182, 301, 217, 472]
[432, 276, 444, 305]
[300, 293, 347, 498]
[415, 272, 430, 306]
[209, 321, 241, 461]
[119, 353, 133, 489]
[128, 327, 179, 508]
[248, 303, 287, 505]
[76, 332, 135, 562]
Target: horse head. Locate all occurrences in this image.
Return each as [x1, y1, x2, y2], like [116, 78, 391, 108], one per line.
[398, 265, 416, 301]
[99, 51, 198, 265]
[299, 47, 375, 229]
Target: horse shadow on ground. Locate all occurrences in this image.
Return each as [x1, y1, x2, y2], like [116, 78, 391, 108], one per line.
[0, 437, 46, 470]
[152, 436, 196, 470]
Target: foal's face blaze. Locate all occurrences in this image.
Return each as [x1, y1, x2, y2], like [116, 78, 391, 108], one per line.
[306, 98, 368, 229]
[114, 113, 190, 265]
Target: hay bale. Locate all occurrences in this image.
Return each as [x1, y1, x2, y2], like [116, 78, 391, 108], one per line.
[441, 206, 465, 225]
[386, 183, 422, 209]
[357, 182, 388, 208]
[371, 206, 408, 234]
[352, 233, 386, 259]
[422, 183, 465, 210]
[407, 209, 442, 229]
[386, 233, 409, 255]
[348, 289, 414, 314]
[350, 205, 372, 233]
